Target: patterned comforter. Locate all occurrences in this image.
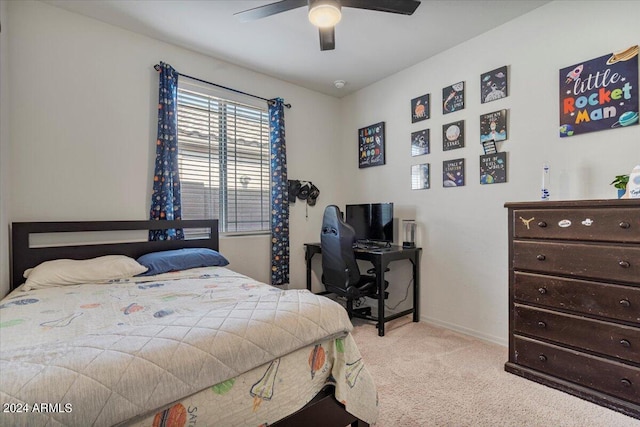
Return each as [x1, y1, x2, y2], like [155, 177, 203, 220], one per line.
[0, 267, 378, 426]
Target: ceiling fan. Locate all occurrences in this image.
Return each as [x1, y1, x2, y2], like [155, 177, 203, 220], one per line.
[234, 0, 421, 51]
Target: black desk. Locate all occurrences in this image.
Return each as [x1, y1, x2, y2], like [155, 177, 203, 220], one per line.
[304, 243, 422, 336]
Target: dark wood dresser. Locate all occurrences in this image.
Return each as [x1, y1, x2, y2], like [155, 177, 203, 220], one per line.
[505, 199, 640, 419]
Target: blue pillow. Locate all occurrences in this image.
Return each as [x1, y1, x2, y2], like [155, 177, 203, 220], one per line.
[137, 248, 229, 276]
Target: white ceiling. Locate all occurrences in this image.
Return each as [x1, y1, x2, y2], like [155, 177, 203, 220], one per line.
[43, 0, 550, 97]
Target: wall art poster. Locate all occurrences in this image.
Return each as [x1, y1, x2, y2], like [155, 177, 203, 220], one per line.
[411, 163, 430, 190]
[442, 81, 465, 114]
[559, 45, 638, 137]
[358, 122, 385, 169]
[411, 129, 430, 156]
[411, 94, 430, 123]
[480, 152, 507, 185]
[443, 120, 464, 151]
[480, 110, 508, 143]
[481, 66, 508, 103]
[443, 158, 465, 187]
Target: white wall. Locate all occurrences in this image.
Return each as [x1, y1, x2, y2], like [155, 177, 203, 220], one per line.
[339, 0, 640, 344]
[2, 0, 341, 297]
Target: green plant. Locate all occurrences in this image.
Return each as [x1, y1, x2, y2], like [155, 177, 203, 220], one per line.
[610, 174, 629, 190]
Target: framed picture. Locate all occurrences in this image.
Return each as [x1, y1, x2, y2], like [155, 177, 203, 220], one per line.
[481, 66, 508, 103]
[411, 163, 430, 190]
[358, 122, 385, 168]
[443, 158, 465, 188]
[411, 129, 430, 156]
[480, 109, 508, 143]
[559, 45, 638, 137]
[442, 120, 464, 151]
[411, 94, 430, 123]
[480, 152, 507, 185]
[442, 82, 465, 114]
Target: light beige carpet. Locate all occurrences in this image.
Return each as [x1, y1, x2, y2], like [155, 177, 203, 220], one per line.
[350, 317, 640, 427]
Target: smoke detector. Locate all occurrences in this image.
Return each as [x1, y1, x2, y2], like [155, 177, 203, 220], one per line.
[334, 80, 346, 89]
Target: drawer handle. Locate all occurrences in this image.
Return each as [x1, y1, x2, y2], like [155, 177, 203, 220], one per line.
[621, 378, 632, 388]
[537, 221, 547, 228]
[620, 339, 631, 348]
[538, 354, 547, 362]
[619, 260, 631, 268]
[620, 299, 631, 308]
[619, 221, 631, 229]
[537, 321, 547, 329]
[536, 254, 546, 261]
[538, 287, 547, 295]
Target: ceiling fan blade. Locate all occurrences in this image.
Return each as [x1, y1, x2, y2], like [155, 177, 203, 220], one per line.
[341, 0, 421, 15]
[319, 27, 335, 51]
[234, 0, 308, 22]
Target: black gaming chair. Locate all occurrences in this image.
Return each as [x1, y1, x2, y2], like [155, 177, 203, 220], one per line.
[320, 205, 387, 318]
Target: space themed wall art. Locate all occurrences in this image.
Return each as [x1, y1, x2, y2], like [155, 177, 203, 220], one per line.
[480, 110, 508, 144]
[411, 129, 430, 156]
[480, 152, 507, 185]
[481, 66, 508, 103]
[442, 82, 465, 114]
[358, 122, 385, 169]
[411, 94, 430, 123]
[443, 158, 465, 188]
[559, 45, 638, 138]
[443, 120, 465, 151]
[411, 163, 430, 190]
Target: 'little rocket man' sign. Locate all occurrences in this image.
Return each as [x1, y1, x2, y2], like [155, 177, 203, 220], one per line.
[559, 45, 638, 137]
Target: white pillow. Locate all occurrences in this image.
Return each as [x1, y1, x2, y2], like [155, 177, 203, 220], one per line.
[23, 255, 148, 290]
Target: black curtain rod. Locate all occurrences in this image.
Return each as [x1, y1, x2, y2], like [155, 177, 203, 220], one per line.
[154, 64, 291, 109]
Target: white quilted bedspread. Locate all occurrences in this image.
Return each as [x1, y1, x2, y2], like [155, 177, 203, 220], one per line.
[0, 268, 356, 426]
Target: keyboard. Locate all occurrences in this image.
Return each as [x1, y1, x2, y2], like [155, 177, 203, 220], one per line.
[353, 241, 391, 250]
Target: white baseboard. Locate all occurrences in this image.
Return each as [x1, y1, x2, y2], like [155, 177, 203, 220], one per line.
[420, 315, 508, 347]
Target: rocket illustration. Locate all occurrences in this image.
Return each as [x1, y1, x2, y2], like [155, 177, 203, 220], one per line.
[251, 358, 280, 411]
[565, 64, 583, 83]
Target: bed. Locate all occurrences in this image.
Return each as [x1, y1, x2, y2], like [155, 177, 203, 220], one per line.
[1, 220, 377, 427]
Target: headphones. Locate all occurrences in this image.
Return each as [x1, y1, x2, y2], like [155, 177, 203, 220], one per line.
[288, 180, 320, 206]
[288, 180, 301, 202]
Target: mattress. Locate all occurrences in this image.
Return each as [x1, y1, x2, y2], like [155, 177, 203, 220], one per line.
[0, 267, 378, 426]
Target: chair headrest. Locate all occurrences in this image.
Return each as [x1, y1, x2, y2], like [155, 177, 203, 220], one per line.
[322, 205, 342, 227]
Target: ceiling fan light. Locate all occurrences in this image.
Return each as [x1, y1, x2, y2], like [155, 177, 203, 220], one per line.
[308, 1, 341, 28]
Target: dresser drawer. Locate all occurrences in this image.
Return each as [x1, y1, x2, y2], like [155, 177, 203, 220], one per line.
[514, 272, 640, 324]
[513, 241, 640, 284]
[512, 208, 640, 243]
[514, 304, 640, 363]
[514, 336, 640, 403]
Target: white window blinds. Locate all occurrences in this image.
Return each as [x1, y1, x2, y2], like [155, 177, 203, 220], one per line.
[177, 80, 270, 234]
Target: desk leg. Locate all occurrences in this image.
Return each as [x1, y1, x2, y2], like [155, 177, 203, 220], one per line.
[376, 260, 386, 337]
[412, 254, 420, 322]
[305, 249, 313, 292]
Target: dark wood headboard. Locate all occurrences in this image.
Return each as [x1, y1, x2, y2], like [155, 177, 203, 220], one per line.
[10, 220, 219, 290]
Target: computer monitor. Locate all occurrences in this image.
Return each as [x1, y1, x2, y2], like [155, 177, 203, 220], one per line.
[345, 203, 394, 243]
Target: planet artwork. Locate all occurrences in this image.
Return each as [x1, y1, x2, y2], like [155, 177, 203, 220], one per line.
[606, 45, 639, 65]
[445, 125, 460, 141]
[559, 124, 574, 137]
[611, 111, 639, 128]
[481, 65, 508, 104]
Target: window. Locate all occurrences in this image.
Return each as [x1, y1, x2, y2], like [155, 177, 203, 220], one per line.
[177, 79, 270, 234]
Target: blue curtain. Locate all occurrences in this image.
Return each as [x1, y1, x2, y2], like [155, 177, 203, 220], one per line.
[149, 62, 184, 240]
[269, 98, 289, 285]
